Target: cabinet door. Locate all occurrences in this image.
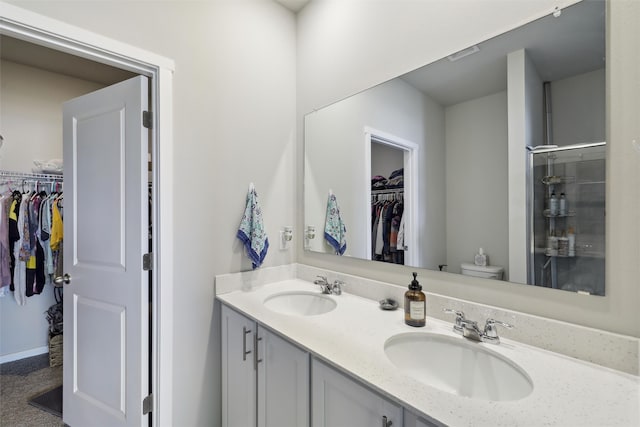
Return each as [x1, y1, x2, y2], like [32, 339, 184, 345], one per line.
[312, 358, 402, 427]
[221, 305, 257, 427]
[258, 326, 309, 427]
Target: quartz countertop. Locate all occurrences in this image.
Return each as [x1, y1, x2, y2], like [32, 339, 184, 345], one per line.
[217, 279, 640, 427]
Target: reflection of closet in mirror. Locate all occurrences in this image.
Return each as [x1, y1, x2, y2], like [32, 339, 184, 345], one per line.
[365, 130, 418, 266]
[371, 140, 404, 265]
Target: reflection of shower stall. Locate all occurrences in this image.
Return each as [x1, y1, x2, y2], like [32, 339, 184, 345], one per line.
[527, 142, 606, 295]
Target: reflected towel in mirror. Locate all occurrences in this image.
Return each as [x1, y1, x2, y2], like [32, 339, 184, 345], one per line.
[324, 190, 347, 255]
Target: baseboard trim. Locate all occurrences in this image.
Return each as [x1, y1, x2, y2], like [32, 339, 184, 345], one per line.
[0, 346, 49, 364]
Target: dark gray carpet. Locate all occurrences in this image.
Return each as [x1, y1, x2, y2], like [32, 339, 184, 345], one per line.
[1, 354, 63, 426]
[29, 385, 63, 418]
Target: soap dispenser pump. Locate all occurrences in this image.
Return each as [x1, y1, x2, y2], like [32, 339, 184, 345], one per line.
[404, 272, 426, 327]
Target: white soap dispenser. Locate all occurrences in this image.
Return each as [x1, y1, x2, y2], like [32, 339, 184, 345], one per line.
[474, 248, 488, 267]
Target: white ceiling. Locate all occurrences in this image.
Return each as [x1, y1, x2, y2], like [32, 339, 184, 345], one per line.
[0, 0, 310, 82]
[401, 0, 605, 107]
[1, 36, 137, 86]
[1, 0, 602, 105]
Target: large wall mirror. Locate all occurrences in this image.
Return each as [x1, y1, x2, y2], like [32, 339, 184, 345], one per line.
[304, 0, 606, 295]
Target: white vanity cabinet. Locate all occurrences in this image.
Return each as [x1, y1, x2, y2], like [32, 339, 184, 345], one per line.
[221, 305, 309, 427]
[312, 358, 402, 427]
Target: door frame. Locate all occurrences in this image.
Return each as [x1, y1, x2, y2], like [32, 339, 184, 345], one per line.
[0, 3, 175, 425]
[364, 127, 419, 266]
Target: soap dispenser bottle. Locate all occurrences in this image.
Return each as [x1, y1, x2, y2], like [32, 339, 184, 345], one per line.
[404, 272, 426, 327]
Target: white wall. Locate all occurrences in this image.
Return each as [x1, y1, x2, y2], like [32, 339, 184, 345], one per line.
[0, 60, 103, 172]
[371, 142, 402, 179]
[297, 0, 640, 339]
[507, 49, 543, 283]
[0, 59, 104, 361]
[552, 68, 606, 146]
[304, 77, 445, 264]
[445, 91, 508, 276]
[5, 1, 297, 425]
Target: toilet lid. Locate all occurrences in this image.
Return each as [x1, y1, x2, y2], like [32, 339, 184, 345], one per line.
[461, 263, 504, 273]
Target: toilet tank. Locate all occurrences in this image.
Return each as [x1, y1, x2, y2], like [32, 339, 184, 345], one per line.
[460, 263, 504, 280]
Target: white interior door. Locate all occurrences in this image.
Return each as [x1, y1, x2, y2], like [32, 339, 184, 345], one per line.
[62, 76, 150, 427]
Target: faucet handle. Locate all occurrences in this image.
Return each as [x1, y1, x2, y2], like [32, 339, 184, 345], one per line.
[314, 275, 328, 286]
[443, 308, 465, 333]
[331, 280, 345, 295]
[483, 318, 513, 344]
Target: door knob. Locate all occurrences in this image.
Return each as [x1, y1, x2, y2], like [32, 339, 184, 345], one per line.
[53, 274, 71, 286]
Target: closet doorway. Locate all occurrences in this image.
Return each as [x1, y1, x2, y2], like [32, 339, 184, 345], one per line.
[364, 127, 419, 267]
[1, 7, 174, 426]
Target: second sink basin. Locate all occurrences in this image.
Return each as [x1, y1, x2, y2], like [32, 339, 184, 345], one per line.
[263, 291, 337, 316]
[384, 333, 533, 401]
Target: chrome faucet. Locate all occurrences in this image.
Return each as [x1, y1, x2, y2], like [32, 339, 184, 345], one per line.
[444, 309, 513, 344]
[314, 276, 344, 295]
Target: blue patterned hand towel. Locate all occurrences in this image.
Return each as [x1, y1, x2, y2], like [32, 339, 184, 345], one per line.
[237, 183, 269, 269]
[324, 191, 347, 255]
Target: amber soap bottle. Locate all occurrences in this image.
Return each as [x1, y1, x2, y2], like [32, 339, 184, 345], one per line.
[404, 272, 426, 327]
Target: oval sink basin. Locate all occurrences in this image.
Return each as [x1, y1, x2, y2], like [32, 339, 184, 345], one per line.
[384, 333, 533, 401]
[263, 291, 337, 316]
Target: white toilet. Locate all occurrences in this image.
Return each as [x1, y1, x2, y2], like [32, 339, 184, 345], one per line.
[460, 263, 504, 280]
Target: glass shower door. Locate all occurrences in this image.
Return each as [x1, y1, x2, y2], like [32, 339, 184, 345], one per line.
[528, 142, 606, 295]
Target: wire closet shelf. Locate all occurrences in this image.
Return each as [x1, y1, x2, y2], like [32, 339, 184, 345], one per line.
[0, 170, 64, 191]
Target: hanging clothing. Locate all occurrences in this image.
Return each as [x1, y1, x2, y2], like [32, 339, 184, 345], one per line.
[50, 195, 64, 279]
[8, 195, 20, 292]
[371, 167, 405, 264]
[39, 196, 54, 280]
[0, 182, 64, 303]
[0, 194, 12, 294]
[13, 191, 32, 305]
[370, 198, 405, 265]
[397, 213, 406, 251]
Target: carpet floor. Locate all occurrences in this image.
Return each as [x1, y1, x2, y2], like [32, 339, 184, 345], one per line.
[0, 354, 64, 427]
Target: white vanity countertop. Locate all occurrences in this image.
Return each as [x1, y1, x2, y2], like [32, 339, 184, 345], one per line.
[217, 279, 640, 427]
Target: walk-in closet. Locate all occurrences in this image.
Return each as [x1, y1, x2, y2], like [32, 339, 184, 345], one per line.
[0, 34, 137, 425]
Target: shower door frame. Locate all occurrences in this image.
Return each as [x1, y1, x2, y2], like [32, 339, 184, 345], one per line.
[526, 141, 607, 290]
